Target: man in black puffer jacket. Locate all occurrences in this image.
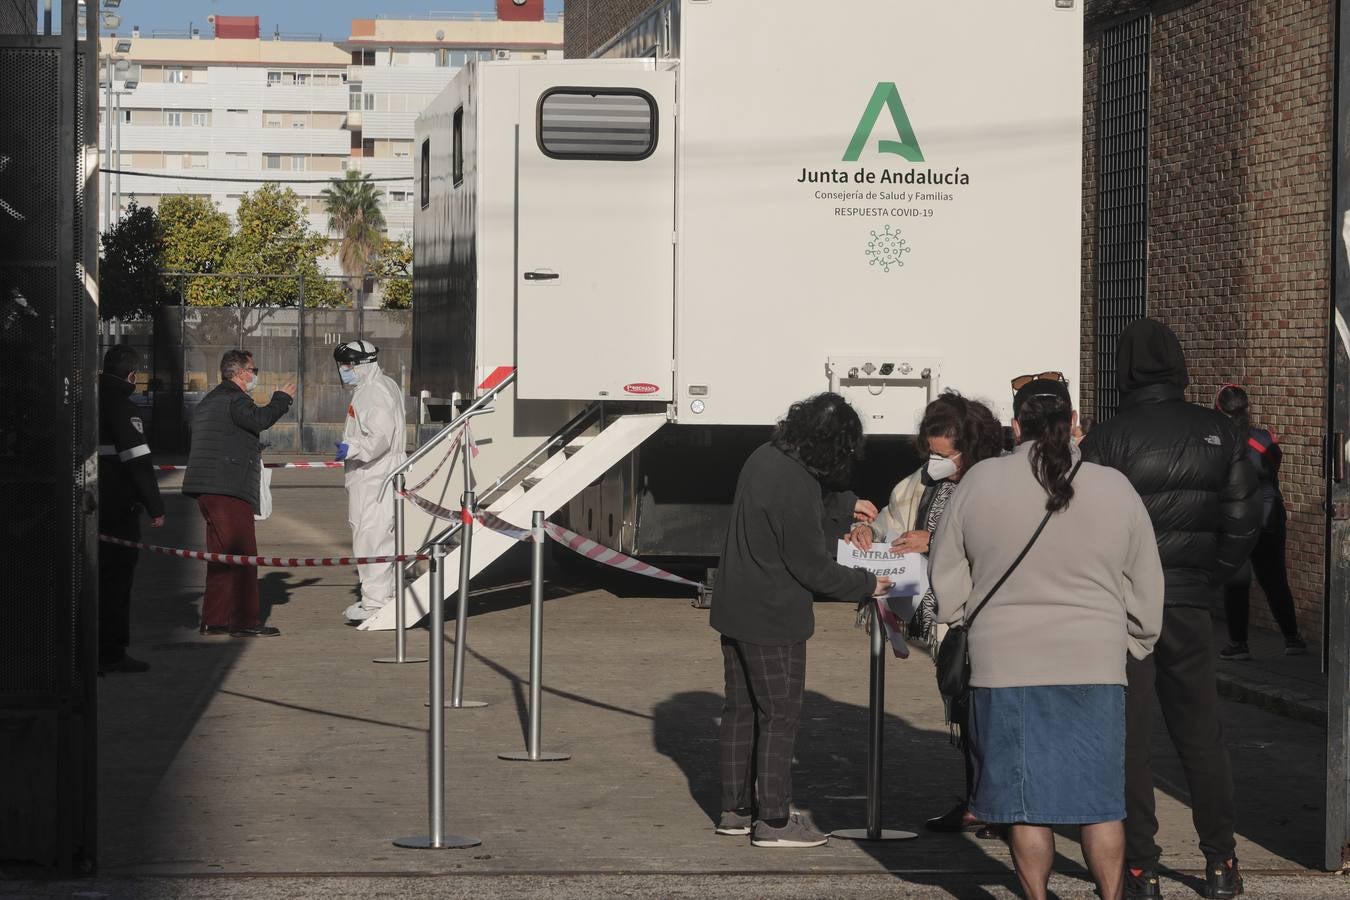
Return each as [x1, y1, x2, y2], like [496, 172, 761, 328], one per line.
[1080, 318, 1259, 900]
[183, 349, 295, 637]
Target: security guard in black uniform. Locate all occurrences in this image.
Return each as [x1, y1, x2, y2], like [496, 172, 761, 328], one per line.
[98, 345, 165, 674]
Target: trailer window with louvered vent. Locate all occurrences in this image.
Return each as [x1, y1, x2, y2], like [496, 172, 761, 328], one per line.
[537, 89, 657, 161]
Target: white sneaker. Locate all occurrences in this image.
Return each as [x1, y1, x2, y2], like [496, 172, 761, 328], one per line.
[343, 602, 377, 622]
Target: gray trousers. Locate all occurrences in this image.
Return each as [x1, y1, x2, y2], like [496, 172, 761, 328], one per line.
[719, 636, 807, 821]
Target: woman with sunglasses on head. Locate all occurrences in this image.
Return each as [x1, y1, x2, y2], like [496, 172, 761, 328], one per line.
[1214, 384, 1307, 659]
[847, 390, 1004, 836]
[930, 375, 1164, 900]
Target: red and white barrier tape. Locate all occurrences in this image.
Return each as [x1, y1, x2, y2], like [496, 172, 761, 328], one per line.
[407, 426, 464, 492]
[98, 534, 428, 567]
[394, 487, 703, 590]
[156, 461, 344, 471]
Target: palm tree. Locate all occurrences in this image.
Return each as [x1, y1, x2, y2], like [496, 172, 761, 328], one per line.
[321, 171, 386, 311]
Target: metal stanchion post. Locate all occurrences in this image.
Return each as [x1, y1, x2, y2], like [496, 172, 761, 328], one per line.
[499, 511, 570, 763]
[394, 541, 479, 850]
[448, 488, 488, 709]
[832, 600, 918, 842]
[375, 474, 426, 664]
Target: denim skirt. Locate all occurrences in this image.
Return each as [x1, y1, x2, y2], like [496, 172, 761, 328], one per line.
[967, 683, 1126, 825]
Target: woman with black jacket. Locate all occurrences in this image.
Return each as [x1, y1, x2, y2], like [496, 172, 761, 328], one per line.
[711, 392, 889, 849]
[1215, 384, 1308, 659]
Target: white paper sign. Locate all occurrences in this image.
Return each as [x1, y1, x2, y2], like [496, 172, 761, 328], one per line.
[836, 539, 929, 602]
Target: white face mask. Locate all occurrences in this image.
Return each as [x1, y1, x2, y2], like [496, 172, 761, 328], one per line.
[242, 373, 257, 393]
[339, 366, 359, 386]
[925, 454, 959, 482]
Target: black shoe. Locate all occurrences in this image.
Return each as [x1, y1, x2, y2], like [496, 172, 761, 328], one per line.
[230, 625, 281, 637]
[1218, 642, 1250, 661]
[99, 654, 150, 675]
[1125, 867, 1163, 899]
[199, 624, 232, 636]
[1284, 635, 1308, 656]
[1204, 857, 1243, 899]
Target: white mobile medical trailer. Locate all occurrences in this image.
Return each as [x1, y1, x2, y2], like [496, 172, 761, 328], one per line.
[363, 0, 1083, 631]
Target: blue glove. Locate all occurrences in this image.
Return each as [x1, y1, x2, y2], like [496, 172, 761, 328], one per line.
[334, 442, 349, 462]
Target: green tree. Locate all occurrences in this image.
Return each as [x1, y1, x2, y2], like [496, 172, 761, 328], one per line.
[159, 194, 232, 306]
[98, 200, 167, 320]
[371, 236, 412, 309]
[222, 183, 343, 308]
[320, 171, 386, 310]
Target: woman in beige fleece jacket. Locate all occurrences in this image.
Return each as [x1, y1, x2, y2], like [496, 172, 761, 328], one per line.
[931, 377, 1164, 900]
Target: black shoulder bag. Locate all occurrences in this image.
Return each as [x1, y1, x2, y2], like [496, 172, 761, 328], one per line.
[935, 461, 1082, 704]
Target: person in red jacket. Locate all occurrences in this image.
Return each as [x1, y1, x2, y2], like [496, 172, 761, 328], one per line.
[1214, 384, 1308, 659]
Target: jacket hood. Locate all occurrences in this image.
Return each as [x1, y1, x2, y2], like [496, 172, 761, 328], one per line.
[350, 360, 382, 388]
[99, 371, 135, 398]
[1117, 318, 1189, 393]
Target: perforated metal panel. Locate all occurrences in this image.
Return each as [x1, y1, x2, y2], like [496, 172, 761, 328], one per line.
[0, 16, 100, 871]
[0, 47, 66, 694]
[1095, 15, 1150, 421]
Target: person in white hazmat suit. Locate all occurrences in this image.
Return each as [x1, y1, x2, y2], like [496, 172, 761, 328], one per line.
[333, 340, 407, 623]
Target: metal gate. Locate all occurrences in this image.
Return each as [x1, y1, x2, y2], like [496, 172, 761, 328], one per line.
[0, 4, 99, 872]
[1095, 14, 1150, 421]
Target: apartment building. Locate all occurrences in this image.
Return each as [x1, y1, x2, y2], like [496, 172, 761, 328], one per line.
[99, 18, 351, 239]
[99, 2, 563, 245]
[342, 0, 564, 235]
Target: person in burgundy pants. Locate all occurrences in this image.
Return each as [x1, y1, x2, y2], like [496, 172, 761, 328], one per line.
[182, 349, 295, 636]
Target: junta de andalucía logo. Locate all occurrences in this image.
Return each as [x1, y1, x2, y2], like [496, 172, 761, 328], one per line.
[844, 82, 925, 163]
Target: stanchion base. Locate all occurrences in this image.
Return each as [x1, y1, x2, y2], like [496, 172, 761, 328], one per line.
[426, 699, 490, 708]
[393, 834, 481, 850]
[497, 750, 571, 762]
[373, 656, 428, 664]
[830, 828, 919, 842]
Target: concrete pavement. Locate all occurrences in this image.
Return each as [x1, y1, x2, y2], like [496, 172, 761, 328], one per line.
[3, 467, 1337, 898]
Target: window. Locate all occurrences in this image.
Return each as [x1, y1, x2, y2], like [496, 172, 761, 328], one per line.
[296, 73, 309, 85]
[390, 191, 408, 202]
[191, 111, 208, 127]
[121, 108, 131, 124]
[362, 138, 374, 157]
[537, 89, 657, 160]
[393, 141, 411, 160]
[340, 157, 350, 171]
[225, 152, 247, 170]
[166, 67, 185, 84]
[267, 71, 281, 86]
[1095, 15, 1151, 421]
[264, 113, 282, 128]
[164, 111, 182, 127]
[264, 154, 282, 170]
[363, 93, 375, 111]
[281, 71, 297, 85]
[292, 113, 307, 129]
[186, 153, 207, 169]
[291, 155, 306, 172]
[349, 92, 362, 112]
[435, 48, 450, 67]
[420, 139, 430, 208]
[452, 106, 464, 187]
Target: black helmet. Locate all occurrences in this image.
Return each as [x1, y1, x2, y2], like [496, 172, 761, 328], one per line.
[333, 340, 378, 365]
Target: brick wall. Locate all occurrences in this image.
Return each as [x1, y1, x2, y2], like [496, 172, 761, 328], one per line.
[563, 0, 661, 58]
[1084, 0, 1332, 639]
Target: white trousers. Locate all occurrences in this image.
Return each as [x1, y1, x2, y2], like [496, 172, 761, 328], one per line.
[347, 473, 395, 610]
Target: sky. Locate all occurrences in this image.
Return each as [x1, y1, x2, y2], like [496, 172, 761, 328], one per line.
[102, 0, 565, 42]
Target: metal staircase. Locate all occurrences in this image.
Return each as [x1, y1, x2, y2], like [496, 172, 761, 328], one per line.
[360, 377, 666, 632]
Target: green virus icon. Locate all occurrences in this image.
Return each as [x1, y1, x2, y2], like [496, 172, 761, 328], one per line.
[866, 224, 911, 273]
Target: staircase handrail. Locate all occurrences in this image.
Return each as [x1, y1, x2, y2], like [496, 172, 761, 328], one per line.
[407, 401, 604, 557]
[378, 371, 517, 503]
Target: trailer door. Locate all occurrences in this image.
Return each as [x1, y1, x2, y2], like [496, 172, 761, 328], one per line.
[515, 68, 676, 401]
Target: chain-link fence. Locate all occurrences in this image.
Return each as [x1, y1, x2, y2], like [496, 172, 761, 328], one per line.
[98, 272, 413, 454]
